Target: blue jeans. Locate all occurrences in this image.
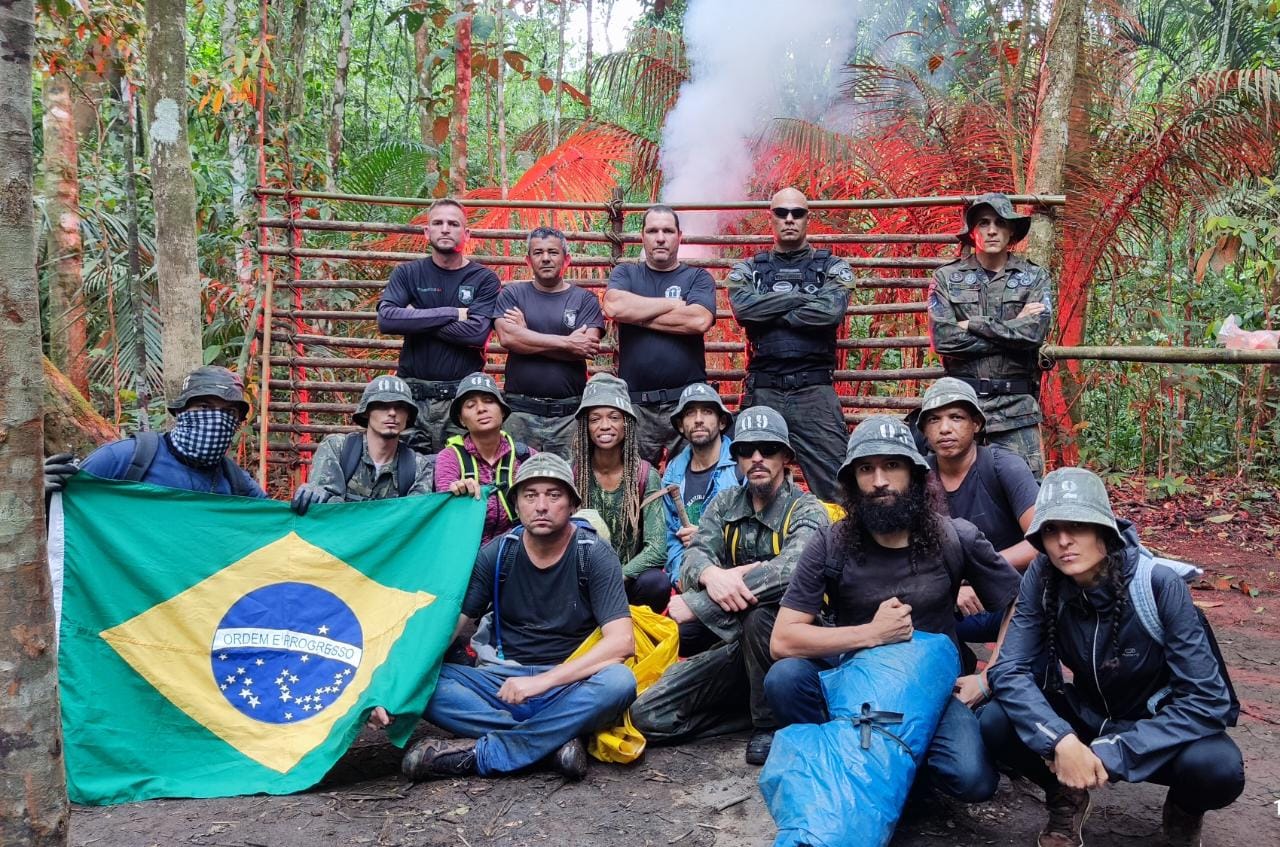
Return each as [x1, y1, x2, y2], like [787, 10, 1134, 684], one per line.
[764, 656, 998, 802]
[956, 609, 1004, 645]
[424, 662, 637, 775]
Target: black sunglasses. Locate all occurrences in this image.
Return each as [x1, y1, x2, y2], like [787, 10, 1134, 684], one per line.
[731, 442, 787, 459]
[771, 207, 809, 220]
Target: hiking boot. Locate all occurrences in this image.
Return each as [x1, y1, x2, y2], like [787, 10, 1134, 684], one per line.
[1038, 786, 1090, 847]
[552, 737, 588, 781]
[1161, 796, 1203, 847]
[745, 730, 774, 766]
[401, 738, 478, 780]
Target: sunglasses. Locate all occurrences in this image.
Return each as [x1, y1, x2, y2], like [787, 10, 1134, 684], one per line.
[771, 207, 809, 220]
[731, 442, 787, 459]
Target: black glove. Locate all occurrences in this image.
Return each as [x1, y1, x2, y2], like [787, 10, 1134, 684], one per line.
[290, 485, 333, 516]
[44, 452, 79, 495]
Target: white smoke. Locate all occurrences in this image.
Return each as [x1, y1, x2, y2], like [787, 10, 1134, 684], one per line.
[659, 0, 861, 241]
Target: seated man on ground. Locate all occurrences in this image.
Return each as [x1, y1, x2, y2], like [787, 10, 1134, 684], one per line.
[369, 453, 636, 782]
[766, 416, 1021, 801]
[290, 375, 434, 512]
[630, 406, 829, 765]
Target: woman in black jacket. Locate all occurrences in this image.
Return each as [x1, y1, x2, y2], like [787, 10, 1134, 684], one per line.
[980, 468, 1243, 847]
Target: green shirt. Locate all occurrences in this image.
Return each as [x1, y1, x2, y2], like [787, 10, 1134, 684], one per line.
[586, 466, 667, 579]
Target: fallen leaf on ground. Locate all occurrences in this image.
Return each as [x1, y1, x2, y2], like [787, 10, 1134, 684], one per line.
[1193, 601, 1225, 609]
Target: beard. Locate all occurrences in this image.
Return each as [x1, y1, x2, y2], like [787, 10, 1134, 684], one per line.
[856, 490, 913, 534]
[747, 478, 776, 501]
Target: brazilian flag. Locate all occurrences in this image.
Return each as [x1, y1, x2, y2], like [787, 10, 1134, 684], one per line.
[49, 475, 485, 805]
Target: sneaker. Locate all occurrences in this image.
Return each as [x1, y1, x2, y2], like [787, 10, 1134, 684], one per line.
[553, 737, 588, 781]
[401, 738, 478, 780]
[1038, 786, 1091, 847]
[745, 730, 774, 766]
[1161, 796, 1203, 847]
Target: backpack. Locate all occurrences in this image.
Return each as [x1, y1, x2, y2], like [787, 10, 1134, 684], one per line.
[446, 433, 532, 520]
[124, 431, 255, 497]
[337, 432, 416, 499]
[722, 496, 807, 568]
[489, 518, 599, 661]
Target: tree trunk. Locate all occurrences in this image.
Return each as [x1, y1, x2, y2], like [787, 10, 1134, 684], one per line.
[146, 0, 204, 398]
[449, 7, 472, 193]
[551, 0, 567, 148]
[584, 0, 593, 119]
[43, 358, 118, 456]
[0, 2, 70, 844]
[414, 22, 435, 146]
[42, 71, 89, 396]
[220, 0, 253, 294]
[495, 0, 508, 197]
[282, 0, 309, 123]
[327, 0, 356, 186]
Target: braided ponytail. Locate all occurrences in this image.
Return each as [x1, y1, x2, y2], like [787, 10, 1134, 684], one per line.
[1042, 567, 1064, 694]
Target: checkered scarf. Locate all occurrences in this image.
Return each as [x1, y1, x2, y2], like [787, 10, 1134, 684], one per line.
[168, 409, 239, 467]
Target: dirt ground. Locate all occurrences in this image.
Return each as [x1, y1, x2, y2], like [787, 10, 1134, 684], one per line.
[72, 487, 1280, 847]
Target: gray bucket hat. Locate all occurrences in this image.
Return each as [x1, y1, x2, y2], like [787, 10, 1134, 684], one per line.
[510, 452, 581, 504]
[450, 372, 511, 427]
[168, 366, 251, 419]
[958, 192, 1031, 246]
[669, 382, 733, 431]
[838, 415, 930, 480]
[916, 377, 987, 430]
[576, 373, 636, 419]
[1025, 467, 1119, 551]
[354, 375, 417, 427]
[732, 406, 792, 452]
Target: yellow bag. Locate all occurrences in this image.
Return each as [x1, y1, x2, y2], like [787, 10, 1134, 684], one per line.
[565, 603, 679, 763]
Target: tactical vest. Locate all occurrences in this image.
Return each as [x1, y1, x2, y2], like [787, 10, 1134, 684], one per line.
[743, 250, 839, 367]
[446, 433, 532, 521]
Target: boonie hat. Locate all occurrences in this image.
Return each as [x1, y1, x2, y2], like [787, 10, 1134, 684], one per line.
[838, 415, 930, 480]
[669, 382, 733, 431]
[732, 406, 792, 452]
[916, 377, 987, 431]
[354, 375, 417, 427]
[576, 373, 635, 419]
[168, 366, 251, 419]
[1025, 467, 1120, 551]
[958, 192, 1032, 246]
[510, 452, 581, 504]
[450, 372, 511, 427]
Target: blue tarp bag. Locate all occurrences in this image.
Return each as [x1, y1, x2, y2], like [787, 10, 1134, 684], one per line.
[759, 633, 960, 847]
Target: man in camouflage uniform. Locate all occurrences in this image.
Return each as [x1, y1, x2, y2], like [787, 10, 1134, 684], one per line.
[290, 376, 435, 513]
[728, 187, 855, 502]
[928, 193, 1053, 478]
[630, 406, 829, 765]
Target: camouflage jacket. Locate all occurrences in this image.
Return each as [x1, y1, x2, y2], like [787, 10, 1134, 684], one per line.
[307, 432, 435, 502]
[928, 253, 1053, 432]
[679, 477, 829, 642]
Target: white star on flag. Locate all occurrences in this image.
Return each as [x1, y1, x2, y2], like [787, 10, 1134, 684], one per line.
[248, 696, 260, 708]
[318, 625, 329, 635]
[239, 688, 251, 698]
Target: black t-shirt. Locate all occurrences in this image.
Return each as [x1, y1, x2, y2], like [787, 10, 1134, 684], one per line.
[607, 263, 716, 391]
[682, 465, 716, 526]
[781, 519, 1020, 648]
[495, 282, 605, 398]
[928, 446, 1039, 553]
[378, 259, 501, 381]
[462, 530, 630, 666]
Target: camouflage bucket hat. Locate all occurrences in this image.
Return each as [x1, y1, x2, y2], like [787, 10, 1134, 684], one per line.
[1025, 467, 1119, 552]
[916, 377, 987, 431]
[958, 192, 1032, 246]
[450, 372, 511, 427]
[168, 366, 250, 419]
[354, 375, 417, 427]
[732, 405, 792, 451]
[576, 373, 635, 419]
[838, 415, 930, 480]
[669, 382, 733, 431]
[510, 452, 581, 504]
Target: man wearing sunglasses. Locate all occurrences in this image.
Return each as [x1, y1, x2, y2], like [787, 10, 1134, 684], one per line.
[727, 187, 855, 502]
[630, 406, 829, 766]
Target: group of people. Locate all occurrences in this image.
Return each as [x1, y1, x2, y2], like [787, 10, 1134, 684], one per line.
[41, 191, 1243, 846]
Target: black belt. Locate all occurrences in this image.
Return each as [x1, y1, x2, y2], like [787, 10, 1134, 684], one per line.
[745, 369, 833, 390]
[505, 394, 580, 417]
[404, 378, 461, 401]
[955, 376, 1035, 398]
[629, 387, 683, 405]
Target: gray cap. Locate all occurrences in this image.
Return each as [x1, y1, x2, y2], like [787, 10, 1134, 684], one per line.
[669, 382, 733, 431]
[838, 414, 930, 480]
[354, 375, 417, 427]
[450, 372, 511, 427]
[510, 452, 581, 504]
[1025, 467, 1119, 551]
[917, 377, 987, 430]
[958, 192, 1031, 246]
[576, 373, 635, 419]
[168, 366, 250, 419]
[732, 406, 792, 452]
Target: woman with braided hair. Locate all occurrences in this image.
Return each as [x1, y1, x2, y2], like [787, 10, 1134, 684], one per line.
[571, 374, 670, 612]
[981, 468, 1243, 847]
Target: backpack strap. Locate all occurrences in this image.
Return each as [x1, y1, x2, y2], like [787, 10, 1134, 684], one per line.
[806, 249, 833, 288]
[220, 457, 254, 497]
[336, 432, 364, 496]
[939, 517, 965, 593]
[395, 443, 416, 498]
[1129, 551, 1163, 643]
[491, 526, 525, 661]
[124, 431, 161, 482]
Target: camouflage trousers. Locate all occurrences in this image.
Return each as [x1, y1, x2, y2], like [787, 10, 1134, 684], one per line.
[628, 604, 779, 742]
[503, 403, 578, 461]
[742, 383, 848, 502]
[986, 424, 1045, 480]
[401, 380, 464, 455]
[632, 400, 684, 468]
